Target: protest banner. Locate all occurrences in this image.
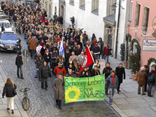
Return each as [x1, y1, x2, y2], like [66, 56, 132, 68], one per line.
[64, 75, 105, 104]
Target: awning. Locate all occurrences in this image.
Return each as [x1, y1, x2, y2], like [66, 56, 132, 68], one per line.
[103, 14, 116, 26]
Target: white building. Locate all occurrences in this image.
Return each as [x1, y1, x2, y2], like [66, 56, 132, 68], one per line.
[41, 0, 131, 59]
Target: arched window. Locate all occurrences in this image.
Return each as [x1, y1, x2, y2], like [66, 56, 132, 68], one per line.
[92, 0, 99, 15]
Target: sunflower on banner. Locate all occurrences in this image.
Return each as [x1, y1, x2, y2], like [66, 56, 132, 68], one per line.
[65, 86, 81, 103]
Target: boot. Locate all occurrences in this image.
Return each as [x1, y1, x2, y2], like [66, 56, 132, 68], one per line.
[149, 91, 153, 97]
[147, 91, 150, 96]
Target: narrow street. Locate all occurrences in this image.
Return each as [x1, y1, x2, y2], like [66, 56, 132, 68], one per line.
[0, 33, 120, 117]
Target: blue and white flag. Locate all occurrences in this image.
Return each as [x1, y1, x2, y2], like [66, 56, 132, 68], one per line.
[59, 38, 64, 57]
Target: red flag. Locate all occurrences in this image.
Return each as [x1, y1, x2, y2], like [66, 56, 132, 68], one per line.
[78, 46, 94, 76]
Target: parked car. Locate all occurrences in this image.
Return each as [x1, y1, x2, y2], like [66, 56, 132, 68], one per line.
[0, 31, 20, 52]
[0, 20, 12, 32]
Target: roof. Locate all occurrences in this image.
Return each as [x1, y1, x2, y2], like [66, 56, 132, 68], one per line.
[103, 14, 116, 26]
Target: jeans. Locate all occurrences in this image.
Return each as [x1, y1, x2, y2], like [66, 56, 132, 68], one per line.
[109, 88, 115, 103]
[30, 50, 35, 58]
[148, 84, 153, 92]
[7, 97, 15, 110]
[41, 78, 48, 88]
[104, 55, 109, 63]
[94, 54, 100, 60]
[138, 84, 145, 94]
[17, 66, 23, 78]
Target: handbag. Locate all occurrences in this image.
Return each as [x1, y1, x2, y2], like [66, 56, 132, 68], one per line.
[13, 84, 17, 96]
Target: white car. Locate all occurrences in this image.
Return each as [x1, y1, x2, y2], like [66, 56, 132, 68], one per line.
[0, 20, 12, 32]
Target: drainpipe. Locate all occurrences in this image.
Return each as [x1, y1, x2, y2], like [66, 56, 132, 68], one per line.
[115, 0, 121, 59]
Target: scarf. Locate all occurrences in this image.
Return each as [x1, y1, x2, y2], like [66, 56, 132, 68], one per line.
[111, 76, 114, 84]
[151, 70, 155, 73]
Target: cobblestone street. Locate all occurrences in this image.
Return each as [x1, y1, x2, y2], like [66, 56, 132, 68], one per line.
[0, 33, 120, 117]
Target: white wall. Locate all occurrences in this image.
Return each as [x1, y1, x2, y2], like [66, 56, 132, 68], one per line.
[62, 0, 107, 40]
[52, 0, 59, 16]
[114, 0, 129, 59]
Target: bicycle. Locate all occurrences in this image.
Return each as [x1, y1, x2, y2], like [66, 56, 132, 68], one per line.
[20, 87, 30, 111]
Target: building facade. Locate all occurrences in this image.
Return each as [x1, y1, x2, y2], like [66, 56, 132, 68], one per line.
[129, 0, 156, 70]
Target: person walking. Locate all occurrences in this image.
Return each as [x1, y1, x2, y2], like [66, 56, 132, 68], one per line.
[102, 62, 112, 95]
[53, 62, 66, 77]
[15, 52, 23, 79]
[102, 44, 112, 63]
[147, 70, 155, 97]
[136, 67, 147, 95]
[115, 63, 126, 93]
[2, 78, 17, 114]
[29, 36, 37, 59]
[40, 61, 51, 90]
[105, 70, 118, 105]
[52, 72, 64, 109]
[91, 65, 101, 76]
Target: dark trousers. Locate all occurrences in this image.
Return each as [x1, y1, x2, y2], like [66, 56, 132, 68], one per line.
[145, 80, 147, 92]
[117, 82, 121, 92]
[41, 78, 48, 88]
[17, 66, 23, 78]
[30, 50, 35, 58]
[56, 100, 62, 108]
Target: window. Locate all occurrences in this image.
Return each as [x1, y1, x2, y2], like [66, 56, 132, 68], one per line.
[80, 0, 85, 10]
[107, 0, 116, 16]
[91, 0, 99, 15]
[70, 0, 74, 5]
[135, 3, 141, 27]
[142, 7, 149, 33]
[129, 2, 133, 22]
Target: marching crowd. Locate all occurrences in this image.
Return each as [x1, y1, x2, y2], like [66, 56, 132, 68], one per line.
[1, 1, 155, 113]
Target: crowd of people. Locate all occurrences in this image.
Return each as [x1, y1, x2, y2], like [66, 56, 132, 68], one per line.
[1, 1, 155, 113]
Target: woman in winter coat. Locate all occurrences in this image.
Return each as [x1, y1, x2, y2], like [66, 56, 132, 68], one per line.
[2, 78, 17, 114]
[147, 70, 155, 97]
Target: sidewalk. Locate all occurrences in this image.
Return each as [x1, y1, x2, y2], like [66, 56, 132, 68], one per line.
[0, 66, 29, 117]
[100, 57, 156, 117]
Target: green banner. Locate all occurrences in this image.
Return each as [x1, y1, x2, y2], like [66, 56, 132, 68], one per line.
[64, 75, 105, 104]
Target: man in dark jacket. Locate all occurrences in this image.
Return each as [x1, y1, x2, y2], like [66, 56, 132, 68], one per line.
[51, 49, 58, 71]
[147, 70, 155, 97]
[40, 61, 51, 90]
[93, 44, 100, 60]
[102, 62, 112, 95]
[83, 31, 88, 47]
[15, 52, 23, 79]
[115, 63, 126, 93]
[35, 54, 44, 80]
[79, 66, 91, 77]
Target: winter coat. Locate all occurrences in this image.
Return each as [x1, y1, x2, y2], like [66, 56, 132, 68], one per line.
[51, 52, 58, 63]
[29, 38, 37, 50]
[35, 57, 44, 69]
[93, 46, 100, 54]
[43, 53, 51, 63]
[102, 67, 112, 79]
[147, 72, 155, 85]
[83, 34, 88, 44]
[40, 65, 51, 79]
[106, 75, 118, 88]
[136, 70, 147, 85]
[75, 48, 82, 56]
[15, 55, 23, 67]
[115, 66, 126, 83]
[79, 70, 91, 77]
[54, 67, 66, 76]
[52, 78, 64, 100]
[91, 69, 101, 76]
[103, 47, 112, 56]
[2, 83, 17, 97]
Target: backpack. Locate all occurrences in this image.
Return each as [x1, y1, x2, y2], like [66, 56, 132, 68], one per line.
[148, 73, 154, 82]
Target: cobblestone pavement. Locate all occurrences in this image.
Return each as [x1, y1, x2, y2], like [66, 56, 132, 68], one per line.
[0, 32, 120, 117]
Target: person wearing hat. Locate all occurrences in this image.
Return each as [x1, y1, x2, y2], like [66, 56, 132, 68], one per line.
[40, 61, 51, 90]
[15, 51, 23, 79]
[35, 54, 44, 80]
[53, 62, 66, 77]
[106, 70, 118, 105]
[136, 67, 147, 95]
[79, 66, 91, 77]
[52, 72, 64, 109]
